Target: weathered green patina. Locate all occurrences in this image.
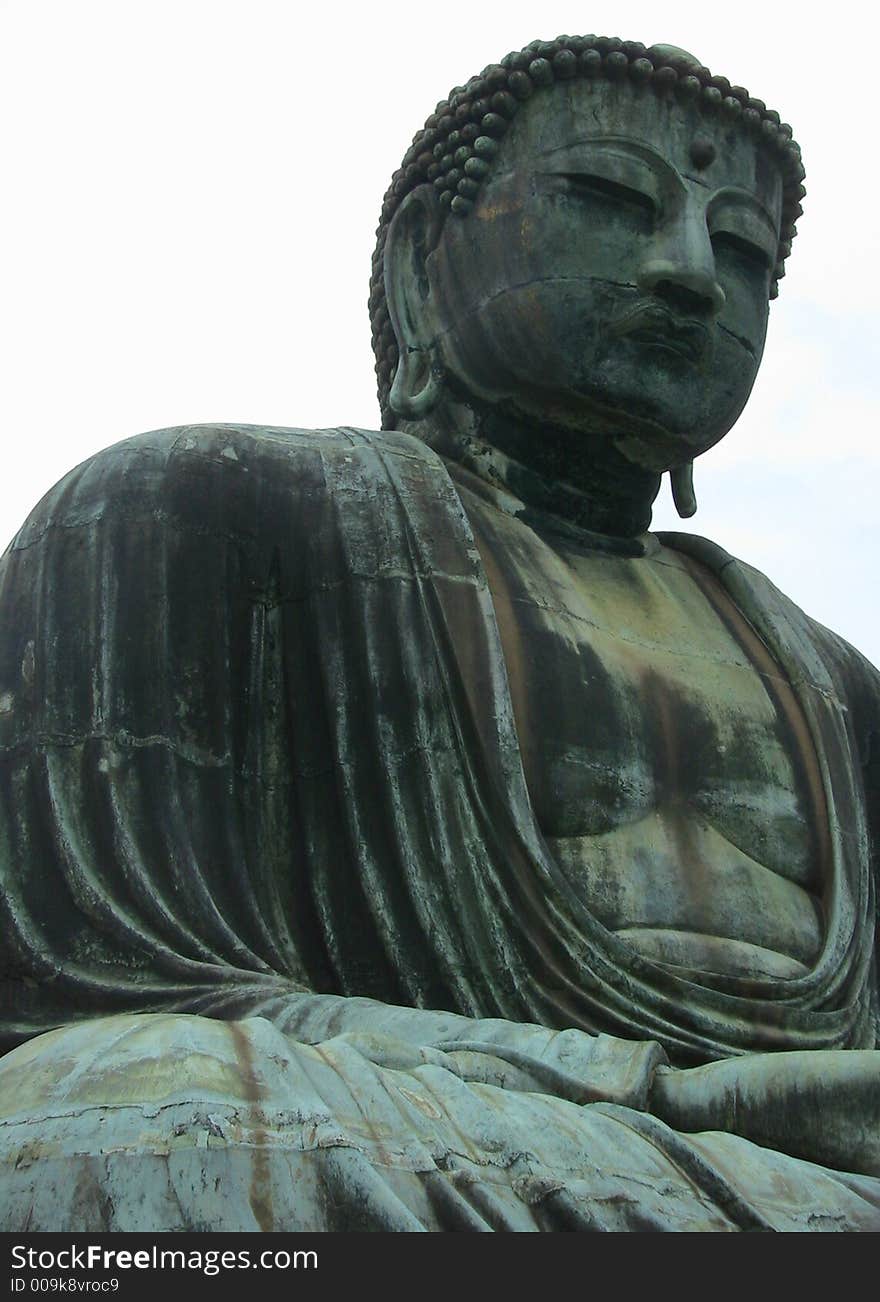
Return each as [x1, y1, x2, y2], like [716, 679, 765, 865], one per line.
[0, 36, 877, 1231]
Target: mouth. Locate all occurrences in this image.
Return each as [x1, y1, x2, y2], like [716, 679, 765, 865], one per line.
[610, 302, 711, 364]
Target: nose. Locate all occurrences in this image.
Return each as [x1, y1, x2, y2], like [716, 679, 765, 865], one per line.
[637, 204, 726, 317]
[638, 258, 726, 317]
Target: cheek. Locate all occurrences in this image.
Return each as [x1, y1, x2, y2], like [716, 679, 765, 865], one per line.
[432, 190, 645, 324]
[437, 279, 617, 397]
[715, 266, 771, 357]
[518, 195, 651, 286]
[709, 331, 761, 419]
[671, 332, 760, 456]
[430, 197, 534, 316]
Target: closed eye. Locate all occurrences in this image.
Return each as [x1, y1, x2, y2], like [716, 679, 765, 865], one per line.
[560, 173, 656, 220]
[711, 230, 772, 273]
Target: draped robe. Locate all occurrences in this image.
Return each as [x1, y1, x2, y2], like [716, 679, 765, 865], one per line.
[1, 423, 879, 1230]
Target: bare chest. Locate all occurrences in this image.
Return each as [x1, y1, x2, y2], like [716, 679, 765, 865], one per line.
[465, 496, 828, 978]
[500, 554, 821, 874]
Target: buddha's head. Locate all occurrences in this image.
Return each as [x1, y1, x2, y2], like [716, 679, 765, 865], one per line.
[372, 36, 804, 521]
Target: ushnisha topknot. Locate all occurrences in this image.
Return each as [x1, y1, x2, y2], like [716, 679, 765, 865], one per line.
[369, 34, 806, 425]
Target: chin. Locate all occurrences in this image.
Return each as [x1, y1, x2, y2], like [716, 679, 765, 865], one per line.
[585, 370, 750, 465]
[566, 382, 710, 460]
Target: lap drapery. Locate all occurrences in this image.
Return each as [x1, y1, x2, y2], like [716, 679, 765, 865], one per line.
[2, 1014, 879, 1232]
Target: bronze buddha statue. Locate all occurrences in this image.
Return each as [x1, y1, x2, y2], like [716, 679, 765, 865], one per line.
[0, 35, 878, 1231]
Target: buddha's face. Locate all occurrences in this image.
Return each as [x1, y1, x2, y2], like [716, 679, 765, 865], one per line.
[426, 78, 784, 472]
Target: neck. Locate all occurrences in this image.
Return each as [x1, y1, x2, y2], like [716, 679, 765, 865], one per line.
[396, 395, 662, 539]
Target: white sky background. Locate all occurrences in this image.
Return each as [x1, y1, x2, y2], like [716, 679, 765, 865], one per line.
[2, 0, 878, 665]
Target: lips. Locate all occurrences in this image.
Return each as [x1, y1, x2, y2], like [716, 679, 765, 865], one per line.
[610, 302, 711, 363]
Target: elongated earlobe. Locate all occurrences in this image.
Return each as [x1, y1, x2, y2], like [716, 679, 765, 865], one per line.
[389, 347, 444, 419]
[670, 462, 697, 517]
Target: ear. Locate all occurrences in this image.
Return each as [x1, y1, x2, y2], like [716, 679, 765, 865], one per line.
[383, 185, 445, 419]
[670, 461, 697, 517]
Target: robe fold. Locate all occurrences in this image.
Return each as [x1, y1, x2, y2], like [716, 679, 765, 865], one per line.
[1, 423, 879, 1230]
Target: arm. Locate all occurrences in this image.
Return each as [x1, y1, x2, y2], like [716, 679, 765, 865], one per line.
[650, 1048, 880, 1176]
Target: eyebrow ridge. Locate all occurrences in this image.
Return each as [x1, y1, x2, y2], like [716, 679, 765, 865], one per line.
[536, 136, 676, 172]
[708, 187, 779, 236]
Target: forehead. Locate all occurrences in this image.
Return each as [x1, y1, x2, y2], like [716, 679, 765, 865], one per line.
[492, 78, 783, 219]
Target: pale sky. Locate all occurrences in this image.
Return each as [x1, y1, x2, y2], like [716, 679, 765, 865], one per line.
[2, 0, 878, 665]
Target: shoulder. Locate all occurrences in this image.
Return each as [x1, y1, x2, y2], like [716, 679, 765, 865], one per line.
[10, 424, 449, 550]
[31, 422, 436, 494]
[659, 528, 880, 704]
